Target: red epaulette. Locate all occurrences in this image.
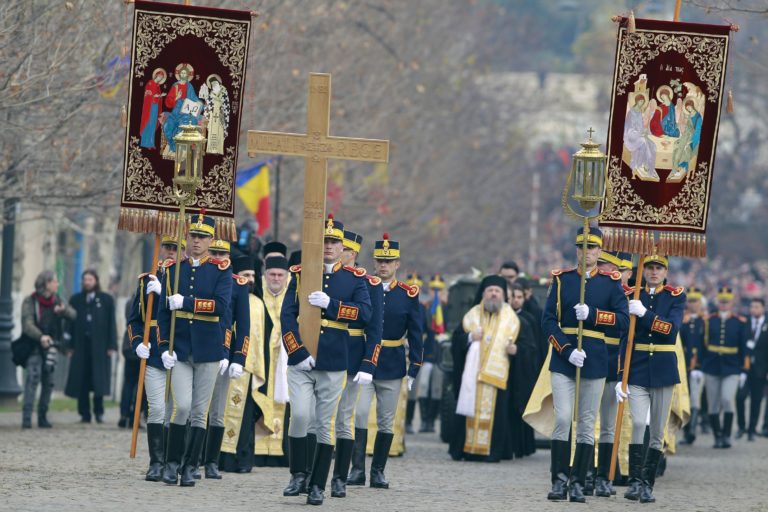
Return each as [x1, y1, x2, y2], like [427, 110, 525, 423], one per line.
[343, 265, 367, 277]
[366, 275, 382, 286]
[289, 264, 302, 273]
[138, 272, 151, 280]
[233, 274, 248, 286]
[551, 268, 575, 276]
[599, 270, 622, 281]
[398, 281, 420, 298]
[624, 285, 635, 296]
[663, 284, 685, 296]
[161, 258, 177, 268]
[210, 258, 231, 271]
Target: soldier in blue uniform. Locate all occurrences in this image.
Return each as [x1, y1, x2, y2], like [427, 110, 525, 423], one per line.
[329, 229, 383, 499]
[615, 255, 684, 503]
[702, 287, 750, 449]
[592, 250, 631, 497]
[128, 236, 183, 482]
[417, 274, 446, 434]
[202, 241, 251, 480]
[281, 215, 372, 506]
[403, 273, 425, 435]
[542, 227, 629, 503]
[348, 233, 423, 489]
[158, 214, 233, 487]
[680, 286, 706, 445]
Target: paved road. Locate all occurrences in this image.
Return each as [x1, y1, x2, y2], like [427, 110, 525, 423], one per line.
[1, 408, 767, 511]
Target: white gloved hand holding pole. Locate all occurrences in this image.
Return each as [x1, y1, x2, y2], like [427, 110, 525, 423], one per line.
[167, 294, 185, 310]
[629, 300, 647, 318]
[574, 304, 589, 321]
[308, 291, 331, 309]
[615, 382, 629, 402]
[146, 275, 161, 296]
[161, 351, 177, 369]
[136, 343, 150, 360]
[568, 349, 587, 368]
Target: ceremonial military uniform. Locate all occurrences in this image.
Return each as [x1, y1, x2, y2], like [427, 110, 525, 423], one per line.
[158, 215, 233, 487]
[331, 230, 383, 498]
[619, 255, 684, 503]
[349, 234, 423, 489]
[127, 236, 183, 482]
[702, 287, 750, 448]
[204, 242, 252, 480]
[680, 286, 705, 444]
[593, 251, 631, 497]
[404, 274, 425, 435]
[281, 217, 372, 505]
[416, 275, 446, 434]
[542, 227, 629, 502]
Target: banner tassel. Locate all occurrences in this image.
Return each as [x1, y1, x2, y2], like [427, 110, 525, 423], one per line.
[628, 10, 636, 33]
[726, 89, 734, 114]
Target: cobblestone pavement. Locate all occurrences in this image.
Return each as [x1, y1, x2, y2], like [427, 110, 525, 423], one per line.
[1, 407, 767, 512]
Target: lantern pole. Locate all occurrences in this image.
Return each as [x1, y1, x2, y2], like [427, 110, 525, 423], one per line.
[164, 125, 204, 401]
[561, 127, 612, 424]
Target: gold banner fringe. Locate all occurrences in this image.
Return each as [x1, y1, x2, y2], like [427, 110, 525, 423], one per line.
[118, 207, 237, 241]
[600, 227, 707, 258]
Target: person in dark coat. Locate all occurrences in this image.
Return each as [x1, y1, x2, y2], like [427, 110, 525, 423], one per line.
[65, 269, 118, 423]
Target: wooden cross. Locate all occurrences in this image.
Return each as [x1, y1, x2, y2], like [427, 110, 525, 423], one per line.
[247, 73, 390, 357]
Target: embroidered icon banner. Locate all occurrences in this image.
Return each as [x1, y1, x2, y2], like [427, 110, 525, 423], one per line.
[599, 17, 731, 257]
[119, 0, 252, 239]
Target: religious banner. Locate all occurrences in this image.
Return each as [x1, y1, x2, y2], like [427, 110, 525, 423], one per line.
[599, 17, 732, 257]
[119, 0, 252, 239]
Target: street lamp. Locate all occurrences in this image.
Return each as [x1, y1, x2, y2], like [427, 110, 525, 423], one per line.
[561, 127, 611, 420]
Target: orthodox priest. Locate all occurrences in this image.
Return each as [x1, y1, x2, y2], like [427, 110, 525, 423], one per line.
[449, 275, 532, 461]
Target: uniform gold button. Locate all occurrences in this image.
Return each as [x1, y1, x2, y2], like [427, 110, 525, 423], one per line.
[321, 320, 329, 327]
[325, 284, 329, 288]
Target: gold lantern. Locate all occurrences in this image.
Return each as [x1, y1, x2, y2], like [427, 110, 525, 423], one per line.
[172, 124, 205, 194]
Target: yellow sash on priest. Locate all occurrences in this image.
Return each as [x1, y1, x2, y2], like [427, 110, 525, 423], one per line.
[462, 302, 519, 456]
[221, 294, 267, 454]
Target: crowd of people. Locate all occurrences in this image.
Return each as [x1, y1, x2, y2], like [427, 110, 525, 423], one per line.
[14, 218, 768, 506]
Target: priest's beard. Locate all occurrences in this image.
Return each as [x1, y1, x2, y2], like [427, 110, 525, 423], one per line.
[483, 299, 502, 314]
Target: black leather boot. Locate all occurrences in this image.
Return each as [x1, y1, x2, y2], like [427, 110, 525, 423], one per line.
[37, 411, 52, 429]
[284, 436, 309, 496]
[306, 443, 334, 505]
[180, 427, 206, 487]
[418, 398, 430, 433]
[722, 412, 734, 448]
[682, 408, 698, 444]
[624, 444, 644, 500]
[568, 443, 592, 503]
[162, 423, 187, 485]
[547, 439, 570, 500]
[347, 428, 368, 486]
[584, 465, 595, 496]
[710, 414, 723, 448]
[305, 432, 317, 490]
[204, 426, 225, 479]
[405, 400, 416, 434]
[370, 432, 394, 488]
[145, 423, 165, 482]
[331, 438, 354, 498]
[639, 448, 662, 503]
[594, 442, 613, 497]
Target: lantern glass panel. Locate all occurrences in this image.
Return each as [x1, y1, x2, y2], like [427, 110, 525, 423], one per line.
[176, 144, 188, 178]
[574, 159, 584, 197]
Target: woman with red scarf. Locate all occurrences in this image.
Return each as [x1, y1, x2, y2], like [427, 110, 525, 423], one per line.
[21, 270, 76, 428]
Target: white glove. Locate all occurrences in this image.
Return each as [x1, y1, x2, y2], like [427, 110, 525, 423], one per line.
[228, 362, 243, 379]
[161, 350, 177, 369]
[629, 300, 647, 318]
[135, 343, 150, 360]
[295, 355, 316, 372]
[739, 372, 748, 388]
[146, 275, 161, 295]
[568, 349, 586, 368]
[308, 291, 331, 309]
[690, 369, 704, 382]
[407, 376, 415, 391]
[219, 359, 230, 376]
[574, 303, 589, 321]
[615, 382, 629, 402]
[168, 294, 185, 310]
[353, 371, 373, 385]
[747, 340, 756, 350]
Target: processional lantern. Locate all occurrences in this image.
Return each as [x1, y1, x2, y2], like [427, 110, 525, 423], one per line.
[568, 127, 608, 212]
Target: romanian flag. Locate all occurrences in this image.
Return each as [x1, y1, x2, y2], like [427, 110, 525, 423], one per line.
[430, 290, 445, 334]
[236, 160, 271, 235]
